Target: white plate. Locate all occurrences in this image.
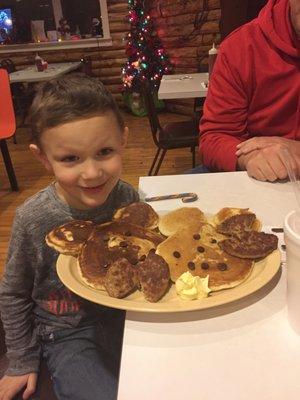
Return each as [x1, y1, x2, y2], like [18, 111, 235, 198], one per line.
[57, 250, 281, 313]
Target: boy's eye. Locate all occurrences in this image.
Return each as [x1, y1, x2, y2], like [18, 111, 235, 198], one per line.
[99, 148, 114, 156]
[61, 155, 78, 162]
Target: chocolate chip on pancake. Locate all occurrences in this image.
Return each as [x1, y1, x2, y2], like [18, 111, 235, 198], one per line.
[217, 213, 257, 236]
[137, 252, 170, 302]
[113, 202, 159, 230]
[104, 258, 139, 298]
[219, 231, 278, 259]
[156, 225, 254, 291]
[46, 220, 95, 256]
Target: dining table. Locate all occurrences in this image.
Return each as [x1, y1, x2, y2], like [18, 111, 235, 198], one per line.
[117, 171, 300, 400]
[9, 61, 82, 83]
[158, 72, 208, 100]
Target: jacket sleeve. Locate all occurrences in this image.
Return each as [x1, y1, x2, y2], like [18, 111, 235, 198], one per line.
[200, 44, 250, 172]
[0, 209, 41, 375]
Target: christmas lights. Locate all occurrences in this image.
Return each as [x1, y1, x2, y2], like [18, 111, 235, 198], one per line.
[122, 0, 172, 93]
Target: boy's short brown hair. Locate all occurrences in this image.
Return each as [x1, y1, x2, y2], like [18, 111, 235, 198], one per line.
[28, 74, 124, 143]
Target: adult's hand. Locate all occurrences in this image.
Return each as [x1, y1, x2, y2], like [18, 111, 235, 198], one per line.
[0, 373, 37, 400]
[237, 145, 298, 182]
[236, 136, 291, 156]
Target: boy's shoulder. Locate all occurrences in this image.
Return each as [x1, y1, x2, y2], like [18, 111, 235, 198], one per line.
[115, 180, 138, 195]
[113, 179, 139, 202]
[18, 185, 54, 211]
[110, 180, 139, 208]
[15, 184, 60, 226]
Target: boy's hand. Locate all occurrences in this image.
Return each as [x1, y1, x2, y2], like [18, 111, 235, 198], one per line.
[0, 373, 37, 400]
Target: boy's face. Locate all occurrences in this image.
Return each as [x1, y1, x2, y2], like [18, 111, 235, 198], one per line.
[30, 113, 128, 210]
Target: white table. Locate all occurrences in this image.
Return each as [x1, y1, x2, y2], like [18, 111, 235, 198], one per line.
[118, 171, 300, 400]
[158, 72, 208, 99]
[9, 61, 82, 83]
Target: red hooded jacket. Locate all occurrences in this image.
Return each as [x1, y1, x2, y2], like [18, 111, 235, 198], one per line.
[200, 0, 300, 171]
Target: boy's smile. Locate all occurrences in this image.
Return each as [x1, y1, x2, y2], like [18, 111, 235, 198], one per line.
[30, 113, 128, 210]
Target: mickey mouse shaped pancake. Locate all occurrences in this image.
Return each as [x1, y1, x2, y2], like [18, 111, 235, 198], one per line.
[213, 208, 278, 259]
[78, 221, 164, 290]
[46, 220, 95, 256]
[156, 224, 254, 291]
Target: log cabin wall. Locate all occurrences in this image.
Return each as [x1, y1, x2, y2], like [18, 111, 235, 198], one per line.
[0, 0, 130, 108]
[0, 0, 268, 115]
[0, 0, 222, 116]
[150, 0, 221, 115]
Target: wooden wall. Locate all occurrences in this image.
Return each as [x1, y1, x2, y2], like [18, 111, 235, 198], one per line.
[150, 0, 221, 114]
[0, 1, 130, 107]
[0, 0, 222, 115]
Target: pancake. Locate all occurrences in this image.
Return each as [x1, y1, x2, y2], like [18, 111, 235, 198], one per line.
[113, 201, 159, 230]
[95, 220, 164, 247]
[137, 252, 171, 302]
[46, 220, 95, 256]
[217, 213, 257, 236]
[213, 207, 261, 232]
[158, 207, 207, 237]
[104, 258, 139, 298]
[78, 221, 164, 290]
[219, 231, 278, 259]
[156, 224, 254, 291]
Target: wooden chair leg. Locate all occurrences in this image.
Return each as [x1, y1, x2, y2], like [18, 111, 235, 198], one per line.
[148, 148, 162, 176]
[154, 149, 167, 176]
[0, 139, 19, 191]
[191, 146, 196, 168]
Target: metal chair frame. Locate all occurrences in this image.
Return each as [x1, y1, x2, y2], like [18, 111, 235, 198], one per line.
[141, 79, 200, 175]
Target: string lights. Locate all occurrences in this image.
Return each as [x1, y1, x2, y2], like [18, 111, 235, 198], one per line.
[122, 0, 172, 93]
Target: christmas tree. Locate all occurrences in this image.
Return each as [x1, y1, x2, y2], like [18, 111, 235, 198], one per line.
[122, 0, 172, 94]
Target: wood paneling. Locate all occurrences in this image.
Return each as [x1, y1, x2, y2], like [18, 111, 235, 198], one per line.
[0, 0, 222, 115]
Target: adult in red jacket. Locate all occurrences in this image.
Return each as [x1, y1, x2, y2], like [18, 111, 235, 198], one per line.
[200, 0, 300, 182]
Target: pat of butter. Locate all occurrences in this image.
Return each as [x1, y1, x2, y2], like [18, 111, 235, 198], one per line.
[175, 271, 211, 300]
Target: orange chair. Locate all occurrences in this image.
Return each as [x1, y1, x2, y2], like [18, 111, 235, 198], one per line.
[0, 68, 18, 191]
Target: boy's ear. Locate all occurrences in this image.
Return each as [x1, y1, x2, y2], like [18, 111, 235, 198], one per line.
[29, 144, 53, 172]
[121, 127, 129, 148]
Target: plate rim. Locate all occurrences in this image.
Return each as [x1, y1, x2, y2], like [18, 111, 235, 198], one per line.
[56, 250, 281, 313]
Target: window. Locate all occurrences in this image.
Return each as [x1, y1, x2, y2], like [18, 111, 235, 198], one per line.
[0, 0, 110, 44]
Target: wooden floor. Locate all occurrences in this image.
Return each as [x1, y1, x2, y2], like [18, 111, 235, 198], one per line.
[0, 110, 200, 275]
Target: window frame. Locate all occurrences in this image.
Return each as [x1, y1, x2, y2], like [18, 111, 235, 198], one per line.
[0, 0, 111, 54]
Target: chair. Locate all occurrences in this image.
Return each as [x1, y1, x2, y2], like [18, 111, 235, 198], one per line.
[0, 58, 35, 130]
[0, 69, 19, 191]
[141, 79, 201, 175]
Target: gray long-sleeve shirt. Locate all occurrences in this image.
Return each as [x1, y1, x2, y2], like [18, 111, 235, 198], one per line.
[0, 180, 139, 376]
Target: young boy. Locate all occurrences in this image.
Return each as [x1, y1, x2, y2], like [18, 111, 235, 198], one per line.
[0, 75, 139, 400]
